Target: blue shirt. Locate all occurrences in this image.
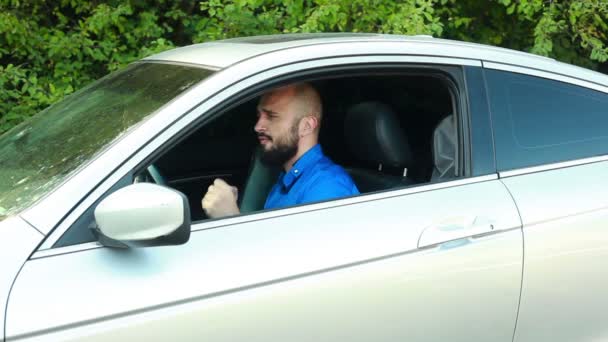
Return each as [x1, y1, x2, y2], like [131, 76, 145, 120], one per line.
[264, 144, 359, 209]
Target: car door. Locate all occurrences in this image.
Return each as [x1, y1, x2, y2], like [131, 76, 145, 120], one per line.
[5, 59, 522, 342]
[484, 64, 608, 342]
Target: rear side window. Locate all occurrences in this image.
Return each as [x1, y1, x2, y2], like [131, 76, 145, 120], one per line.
[486, 69, 608, 171]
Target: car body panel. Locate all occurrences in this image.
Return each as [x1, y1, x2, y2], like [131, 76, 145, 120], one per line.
[501, 160, 608, 342]
[0, 217, 43, 342]
[7, 178, 522, 341]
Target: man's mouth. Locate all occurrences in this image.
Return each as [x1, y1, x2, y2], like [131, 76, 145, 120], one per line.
[257, 134, 272, 144]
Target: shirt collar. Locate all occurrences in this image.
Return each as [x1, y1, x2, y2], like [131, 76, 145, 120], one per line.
[280, 144, 324, 190]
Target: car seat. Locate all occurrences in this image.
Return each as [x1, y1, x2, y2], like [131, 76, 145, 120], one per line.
[430, 114, 457, 181]
[344, 101, 416, 192]
[239, 147, 280, 213]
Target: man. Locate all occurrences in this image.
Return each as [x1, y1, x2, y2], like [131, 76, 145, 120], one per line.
[201, 82, 359, 218]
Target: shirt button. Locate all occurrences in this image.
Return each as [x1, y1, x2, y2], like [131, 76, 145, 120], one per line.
[294, 169, 299, 174]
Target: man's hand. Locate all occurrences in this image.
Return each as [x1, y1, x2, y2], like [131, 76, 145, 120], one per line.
[201, 178, 240, 219]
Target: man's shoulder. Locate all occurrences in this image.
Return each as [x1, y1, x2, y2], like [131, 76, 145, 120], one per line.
[305, 157, 359, 194]
[311, 155, 349, 177]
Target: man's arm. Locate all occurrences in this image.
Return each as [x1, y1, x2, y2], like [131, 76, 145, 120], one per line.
[201, 178, 240, 218]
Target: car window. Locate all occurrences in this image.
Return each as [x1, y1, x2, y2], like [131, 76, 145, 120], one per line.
[147, 71, 461, 219]
[54, 66, 465, 248]
[485, 69, 608, 171]
[0, 63, 213, 222]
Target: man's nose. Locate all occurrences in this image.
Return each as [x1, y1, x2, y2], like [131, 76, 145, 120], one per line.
[254, 116, 266, 133]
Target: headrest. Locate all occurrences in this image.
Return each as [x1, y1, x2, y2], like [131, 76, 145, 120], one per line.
[344, 102, 413, 168]
[432, 114, 456, 180]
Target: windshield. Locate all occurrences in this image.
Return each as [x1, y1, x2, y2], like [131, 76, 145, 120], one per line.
[0, 62, 214, 222]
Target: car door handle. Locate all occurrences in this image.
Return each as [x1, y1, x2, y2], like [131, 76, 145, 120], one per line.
[417, 216, 496, 248]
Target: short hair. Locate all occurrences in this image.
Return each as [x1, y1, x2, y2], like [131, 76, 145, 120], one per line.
[291, 82, 323, 123]
[262, 82, 322, 122]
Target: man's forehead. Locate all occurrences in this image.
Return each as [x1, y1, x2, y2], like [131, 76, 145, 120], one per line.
[258, 86, 296, 111]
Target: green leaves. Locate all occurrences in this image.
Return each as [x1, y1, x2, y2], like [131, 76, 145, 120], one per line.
[196, 0, 444, 38]
[437, 0, 607, 68]
[0, 0, 187, 133]
[1, 0, 607, 134]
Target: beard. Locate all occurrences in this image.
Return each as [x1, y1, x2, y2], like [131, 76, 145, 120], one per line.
[259, 121, 300, 167]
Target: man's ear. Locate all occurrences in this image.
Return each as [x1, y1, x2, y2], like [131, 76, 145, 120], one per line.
[299, 115, 319, 137]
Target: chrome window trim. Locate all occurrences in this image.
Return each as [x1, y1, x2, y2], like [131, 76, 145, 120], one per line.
[38, 54, 481, 250]
[483, 61, 608, 94]
[499, 154, 608, 178]
[32, 174, 498, 258]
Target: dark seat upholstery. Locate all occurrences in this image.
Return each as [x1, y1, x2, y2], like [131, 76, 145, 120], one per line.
[239, 147, 280, 213]
[344, 101, 415, 192]
[431, 114, 457, 182]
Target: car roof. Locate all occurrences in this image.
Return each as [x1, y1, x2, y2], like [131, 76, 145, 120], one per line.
[145, 33, 554, 67]
[144, 33, 608, 88]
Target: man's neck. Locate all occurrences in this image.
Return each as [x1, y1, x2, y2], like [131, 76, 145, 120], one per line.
[283, 141, 317, 172]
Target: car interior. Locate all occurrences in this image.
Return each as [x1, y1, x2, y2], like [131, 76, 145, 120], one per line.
[144, 70, 459, 222]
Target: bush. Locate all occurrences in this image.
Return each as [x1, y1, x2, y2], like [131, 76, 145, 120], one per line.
[1, 0, 607, 133]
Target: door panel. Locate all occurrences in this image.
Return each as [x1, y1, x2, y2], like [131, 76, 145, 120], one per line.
[503, 161, 608, 342]
[7, 179, 522, 341]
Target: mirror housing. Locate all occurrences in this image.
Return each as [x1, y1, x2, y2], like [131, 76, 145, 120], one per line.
[92, 183, 191, 248]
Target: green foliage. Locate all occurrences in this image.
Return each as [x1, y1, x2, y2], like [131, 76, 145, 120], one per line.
[2, 0, 608, 133]
[438, 0, 608, 68]
[197, 0, 443, 40]
[0, 0, 187, 133]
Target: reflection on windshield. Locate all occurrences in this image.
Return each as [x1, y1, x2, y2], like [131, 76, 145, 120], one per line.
[0, 63, 214, 222]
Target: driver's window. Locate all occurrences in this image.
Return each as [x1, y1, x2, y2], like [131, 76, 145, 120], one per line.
[135, 71, 459, 222]
[54, 69, 460, 247]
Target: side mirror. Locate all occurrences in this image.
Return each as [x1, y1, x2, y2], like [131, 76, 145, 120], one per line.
[92, 183, 191, 248]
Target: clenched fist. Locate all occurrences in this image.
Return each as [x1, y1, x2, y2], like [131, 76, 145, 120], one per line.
[201, 178, 240, 218]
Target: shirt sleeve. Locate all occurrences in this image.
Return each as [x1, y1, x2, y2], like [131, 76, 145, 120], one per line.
[298, 175, 359, 204]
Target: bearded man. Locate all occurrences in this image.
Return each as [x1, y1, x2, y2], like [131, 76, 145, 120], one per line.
[201, 82, 359, 219]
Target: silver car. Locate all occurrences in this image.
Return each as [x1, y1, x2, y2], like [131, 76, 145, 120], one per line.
[2, 33, 608, 342]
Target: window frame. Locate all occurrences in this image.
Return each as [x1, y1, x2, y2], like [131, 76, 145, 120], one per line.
[38, 55, 480, 253]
